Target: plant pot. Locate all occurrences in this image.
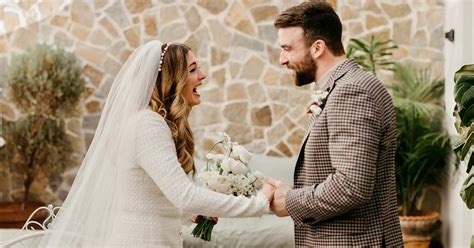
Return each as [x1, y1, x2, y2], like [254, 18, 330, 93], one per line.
[399, 211, 439, 248]
[0, 202, 46, 228]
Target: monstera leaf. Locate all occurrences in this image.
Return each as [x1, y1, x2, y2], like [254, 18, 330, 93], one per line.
[453, 64, 474, 209]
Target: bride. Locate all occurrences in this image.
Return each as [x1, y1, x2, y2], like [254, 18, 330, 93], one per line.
[39, 40, 273, 247]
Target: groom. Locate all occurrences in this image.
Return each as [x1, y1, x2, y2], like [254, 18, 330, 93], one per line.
[267, 2, 403, 247]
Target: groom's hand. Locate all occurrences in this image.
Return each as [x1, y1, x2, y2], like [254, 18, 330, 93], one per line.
[261, 182, 275, 203]
[266, 177, 290, 217]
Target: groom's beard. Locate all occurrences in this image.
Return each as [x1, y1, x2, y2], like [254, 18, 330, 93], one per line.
[294, 53, 317, 86]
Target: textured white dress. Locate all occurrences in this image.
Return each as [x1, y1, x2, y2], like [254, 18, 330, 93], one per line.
[108, 109, 269, 247]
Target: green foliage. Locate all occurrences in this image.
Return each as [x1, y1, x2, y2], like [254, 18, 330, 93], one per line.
[346, 35, 398, 78]
[453, 64, 474, 209]
[0, 44, 84, 203]
[5, 44, 84, 117]
[391, 63, 452, 216]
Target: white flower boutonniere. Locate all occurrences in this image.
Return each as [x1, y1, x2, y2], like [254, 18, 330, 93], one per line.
[307, 89, 329, 115]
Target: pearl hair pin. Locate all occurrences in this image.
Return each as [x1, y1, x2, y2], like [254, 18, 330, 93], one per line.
[158, 43, 170, 72]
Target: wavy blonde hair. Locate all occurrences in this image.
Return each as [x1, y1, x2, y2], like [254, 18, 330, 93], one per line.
[149, 43, 195, 174]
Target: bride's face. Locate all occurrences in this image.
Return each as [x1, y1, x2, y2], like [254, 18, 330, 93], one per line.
[183, 51, 206, 107]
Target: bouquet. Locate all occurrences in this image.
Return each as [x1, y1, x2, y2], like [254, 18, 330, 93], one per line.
[191, 132, 265, 241]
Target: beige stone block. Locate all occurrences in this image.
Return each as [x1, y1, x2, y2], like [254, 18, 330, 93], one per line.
[266, 123, 285, 145]
[119, 48, 133, 62]
[94, 0, 108, 10]
[282, 117, 296, 130]
[267, 45, 280, 65]
[106, 1, 131, 28]
[201, 87, 224, 103]
[197, 0, 228, 14]
[124, 0, 150, 14]
[123, 25, 141, 48]
[0, 38, 6, 54]
[412, 30, 428, 47]
[340, 6, 358, 21]
[83, 64, 104, 87]
[365, 14, 387, 30]
[277, 142, 292, 157]
[279, 72, 294, 86]
[186, 7, 201, 31]
[363, 0, 382, 14]
[189, 103, 222, 126]
[11, 27, 37, 50]
[50, 15, 69, 28]
[229, 63, 241, 79]
[144, 15, 158, 36]
[227, 83, 247, 101]
[66, 118, 82, 135]
[76, 42, 106, 66]
[132, 16, 140, 24]
[392, 19, 411, 45]
[71, 24, 91, 41]
[247, 83, 267, 103]
[286, 129, 304, 153]
[226, 2, 256, 36]
[85, 100, 101, 113]
[224, 124, 252, 145]
[104, 56, 122, 76]
[211, 47, 229, 66]
[348, 21, 364, 37]
[254, 128, 264, 139]
[88, 28, 112, 47]
[211, 68, 226, 86]
[71, 0, 94, 28]
[266, 149, 282, 157]
[365, 30, 390, 42]
[392, 46, 409, 60]
[4, 12, 20, 34]
[208, 20, 232, 47]
[273, 104, 289, 121]
[159, 6, 180, 26]
[263, 67, 280, 86]
[99, 16, 119, 37]
[251, 105, 272, 127]
[242, 0, 271, 8]
[250, 6, 278, 23]
[159, 23, 187, 43]
[110, 40, 127, 56]
[83, 86, 96, 99]
[223, 102, 248, 124]
[98, 76, 114, 98]
[240, 56, 264, 80]
[381, 3, 411, 18]
[426, 7, 443, 32]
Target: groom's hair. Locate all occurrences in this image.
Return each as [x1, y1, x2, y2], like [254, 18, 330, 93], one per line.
[274, 1, 345, 56]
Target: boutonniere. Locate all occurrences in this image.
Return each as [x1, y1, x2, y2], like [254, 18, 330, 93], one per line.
[307, 89, 329, 115]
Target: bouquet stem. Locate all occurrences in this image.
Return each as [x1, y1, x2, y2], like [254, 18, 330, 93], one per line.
[191, 218, 216, 241]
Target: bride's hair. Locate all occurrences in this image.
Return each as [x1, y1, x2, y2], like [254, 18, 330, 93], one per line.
[149, 43, 195, 174]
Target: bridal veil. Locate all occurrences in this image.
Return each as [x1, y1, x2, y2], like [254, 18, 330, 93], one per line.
[39, 40, 163, 247]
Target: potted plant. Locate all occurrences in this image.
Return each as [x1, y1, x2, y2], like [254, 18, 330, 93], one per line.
[0, 44, 84, 228]
[389, 63, 453, 247]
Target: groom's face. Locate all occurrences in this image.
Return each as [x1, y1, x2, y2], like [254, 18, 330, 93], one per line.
[278, 27, 317, 86]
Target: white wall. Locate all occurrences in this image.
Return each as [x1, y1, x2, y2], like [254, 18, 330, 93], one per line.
[443, 0, 474, 247]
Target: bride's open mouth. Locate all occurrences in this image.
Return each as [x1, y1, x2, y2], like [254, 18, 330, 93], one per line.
[192, 86, 201, 97]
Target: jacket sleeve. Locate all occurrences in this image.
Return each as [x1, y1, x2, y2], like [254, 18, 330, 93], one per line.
[134, 111, 269, 218]
[286, 83, 381, 225]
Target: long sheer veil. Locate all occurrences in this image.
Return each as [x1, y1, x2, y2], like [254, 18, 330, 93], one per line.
[39, 40, 163, 247]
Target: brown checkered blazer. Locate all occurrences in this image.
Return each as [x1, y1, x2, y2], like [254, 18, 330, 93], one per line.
[286, 59, 403, 247]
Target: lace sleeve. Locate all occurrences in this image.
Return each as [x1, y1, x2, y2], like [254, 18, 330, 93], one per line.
[134, 110, 269, 217]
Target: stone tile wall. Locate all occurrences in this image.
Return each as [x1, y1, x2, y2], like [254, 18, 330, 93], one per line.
[0, 0, 444, 202]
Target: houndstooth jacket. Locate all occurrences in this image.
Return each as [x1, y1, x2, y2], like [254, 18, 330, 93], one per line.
[286, 59, 403, 247]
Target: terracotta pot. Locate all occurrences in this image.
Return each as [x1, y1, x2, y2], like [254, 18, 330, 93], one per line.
[0, 202, 46, 229]
[399, 211, 439, 248]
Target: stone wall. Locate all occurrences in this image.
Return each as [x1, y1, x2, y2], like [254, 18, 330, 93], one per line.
[0, 0, 444, 202]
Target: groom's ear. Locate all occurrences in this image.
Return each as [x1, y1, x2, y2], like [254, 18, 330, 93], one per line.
[310, 40, 325, 60]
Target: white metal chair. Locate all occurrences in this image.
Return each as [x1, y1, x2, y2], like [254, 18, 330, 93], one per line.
[0, 205, 61, 248]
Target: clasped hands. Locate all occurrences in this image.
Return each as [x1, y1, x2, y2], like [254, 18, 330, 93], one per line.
[261, 177, 291, 217]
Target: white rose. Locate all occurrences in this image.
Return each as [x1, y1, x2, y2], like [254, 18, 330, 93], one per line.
[232, 145, 252, 164]
[221, 157, 248, 175]
[0, 137, 5, 147]
[206, 174, 232, 194]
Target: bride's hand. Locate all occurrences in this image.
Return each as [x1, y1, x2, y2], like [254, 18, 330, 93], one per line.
[261, 179, 276, 203]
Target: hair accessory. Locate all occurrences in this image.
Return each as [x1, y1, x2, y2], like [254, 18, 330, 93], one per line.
[158, 43, 170, 72]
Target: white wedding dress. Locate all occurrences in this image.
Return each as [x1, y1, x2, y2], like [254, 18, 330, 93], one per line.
[108, 109, 269, 247]
[38, 40, 268, 247]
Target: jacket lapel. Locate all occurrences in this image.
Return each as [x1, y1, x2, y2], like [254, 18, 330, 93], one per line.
[297, 59, 360, 159]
